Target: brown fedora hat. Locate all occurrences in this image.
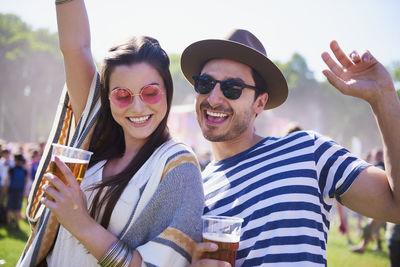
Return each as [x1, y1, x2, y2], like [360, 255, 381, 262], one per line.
[181, 29, 288, 109]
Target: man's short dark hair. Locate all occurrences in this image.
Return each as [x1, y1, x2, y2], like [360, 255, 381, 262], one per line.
[252, 68, 267, 100]
[14, 154, 25, 163]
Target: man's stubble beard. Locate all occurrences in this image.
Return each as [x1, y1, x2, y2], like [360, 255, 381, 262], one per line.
[200, 108, 253, 142]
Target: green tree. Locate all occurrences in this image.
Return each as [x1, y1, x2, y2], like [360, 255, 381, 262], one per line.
[388, 62, 400, 99]
[272, 53, 380, 153]
[0, 13, 64, 142]
[169, 54, 194, 106]
[390, 62, 400, 82]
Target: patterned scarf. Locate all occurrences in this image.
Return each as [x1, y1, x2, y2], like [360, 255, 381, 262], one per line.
[18, 73, 101, 267]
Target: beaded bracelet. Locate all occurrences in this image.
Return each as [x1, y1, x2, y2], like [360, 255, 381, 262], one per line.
[55, 0, 73, 5]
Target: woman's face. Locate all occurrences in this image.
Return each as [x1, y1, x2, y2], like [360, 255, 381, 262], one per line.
[108, 62, 167, 149]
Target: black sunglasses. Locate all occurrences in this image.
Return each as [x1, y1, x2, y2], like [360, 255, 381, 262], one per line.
[192, 75, 258, 100]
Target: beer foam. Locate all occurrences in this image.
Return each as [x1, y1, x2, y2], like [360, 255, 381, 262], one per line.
[52, 155, 89, 164]
[203, 232, 240, 243]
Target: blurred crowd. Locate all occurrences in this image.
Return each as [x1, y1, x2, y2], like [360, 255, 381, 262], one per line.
[0, 139, 44, 230]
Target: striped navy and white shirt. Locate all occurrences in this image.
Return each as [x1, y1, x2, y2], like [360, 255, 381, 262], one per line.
[202, 131, 370, 267]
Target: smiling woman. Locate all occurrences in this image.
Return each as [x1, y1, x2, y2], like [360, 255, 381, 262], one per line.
[107, 63, 168, 148]
[16, 0, 204, 267]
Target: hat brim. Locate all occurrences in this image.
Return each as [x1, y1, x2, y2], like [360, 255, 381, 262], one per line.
[181, 39, 288, 109]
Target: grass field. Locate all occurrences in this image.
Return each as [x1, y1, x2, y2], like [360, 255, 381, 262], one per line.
[327, 217, 389, 267]
[0, 213, 390, 266]
[0, 220, 30, 267]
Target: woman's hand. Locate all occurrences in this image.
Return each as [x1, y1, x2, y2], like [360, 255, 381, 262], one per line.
[40, 155, 90, 234]
[40, 156, 139, 264]
[190, 242, 231, 267]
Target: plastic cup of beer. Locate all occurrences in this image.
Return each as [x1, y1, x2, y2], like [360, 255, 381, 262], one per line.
[201, 215, 243, 266]
[48, 144, 93, 186]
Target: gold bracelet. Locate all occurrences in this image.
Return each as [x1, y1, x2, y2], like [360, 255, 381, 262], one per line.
[55, 0, 73, 5]
[98, 240, 132, 267]
[121, 250, 133, 267]
[98, 240, 121, 266]
[110, 243, 127, 267]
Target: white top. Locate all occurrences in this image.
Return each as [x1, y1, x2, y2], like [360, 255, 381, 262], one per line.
[0, 158, 13, 186]
[47, 160, 149, 267]
[0, 159, 7, 186]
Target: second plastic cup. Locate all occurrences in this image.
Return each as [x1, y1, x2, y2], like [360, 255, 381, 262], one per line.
[201, 215, 243, 266]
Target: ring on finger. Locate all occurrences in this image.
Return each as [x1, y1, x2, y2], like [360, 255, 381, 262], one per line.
[350, 51, 361, 62]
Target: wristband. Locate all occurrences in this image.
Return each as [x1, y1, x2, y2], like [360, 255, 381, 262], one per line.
[55, 0, 73, 5]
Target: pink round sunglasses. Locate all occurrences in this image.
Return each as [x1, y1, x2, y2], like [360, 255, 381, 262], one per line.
[109, 85, 164, 107]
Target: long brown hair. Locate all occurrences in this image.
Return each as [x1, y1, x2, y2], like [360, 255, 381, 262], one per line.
[88, 36, 173, 228]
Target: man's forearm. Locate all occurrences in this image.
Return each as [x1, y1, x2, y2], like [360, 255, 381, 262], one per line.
[372, 88, 400, 203]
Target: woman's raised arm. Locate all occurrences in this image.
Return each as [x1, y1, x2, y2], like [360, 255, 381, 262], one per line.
[56, 0, 96, 122]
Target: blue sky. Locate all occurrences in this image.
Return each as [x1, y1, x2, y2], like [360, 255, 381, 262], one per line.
[2, 0, 400, 81]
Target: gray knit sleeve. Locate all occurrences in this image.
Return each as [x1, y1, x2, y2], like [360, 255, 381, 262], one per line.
[122, 152, 204, 266]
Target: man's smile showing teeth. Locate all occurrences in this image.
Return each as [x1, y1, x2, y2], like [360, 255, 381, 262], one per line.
[128, 115, 151, 123]
[206, 110, 228, 118]
[205, 110, 228, 124]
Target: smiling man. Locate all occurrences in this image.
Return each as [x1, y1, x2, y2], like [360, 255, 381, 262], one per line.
[194, 58, 263, 142]
[181, 29, 400, 266]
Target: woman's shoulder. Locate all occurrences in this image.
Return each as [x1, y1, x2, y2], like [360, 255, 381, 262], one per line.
[161, 139, 201, 177]
[164, 140, 199, 163]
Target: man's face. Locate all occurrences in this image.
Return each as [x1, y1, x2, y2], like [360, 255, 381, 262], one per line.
[195, 58, 267, 142]
[15, 159, 25, 167]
